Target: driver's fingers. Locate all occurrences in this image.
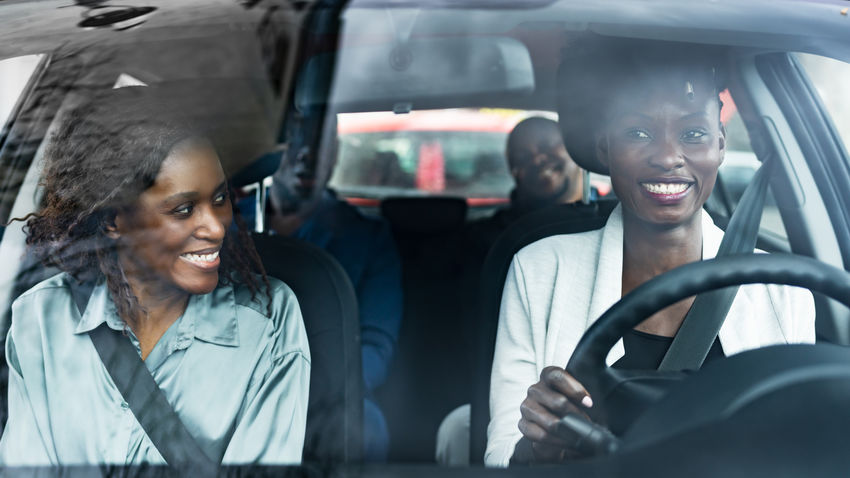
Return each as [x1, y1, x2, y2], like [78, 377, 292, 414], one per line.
[519, 396, 572, 445]
[518, 405, 570, 447]
[527, 382, 586, 418]
[540, 366, 593, 408]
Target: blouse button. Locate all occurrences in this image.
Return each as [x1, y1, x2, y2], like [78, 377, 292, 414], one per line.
[120, 400, 130, 410]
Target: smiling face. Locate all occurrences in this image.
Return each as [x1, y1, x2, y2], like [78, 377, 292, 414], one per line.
[112, 139, 232, 296]
[597, 71, 725, 227]
[509, 117, 583, 203]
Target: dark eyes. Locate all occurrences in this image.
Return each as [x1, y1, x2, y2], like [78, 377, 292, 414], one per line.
[173, 204, 193, 217]
[213, 191, 228, 205]
[623, 128, 709, 143]
[171, 191, 228, 218]
[681, 129, 708, 142]
[625, 129, 651, 140]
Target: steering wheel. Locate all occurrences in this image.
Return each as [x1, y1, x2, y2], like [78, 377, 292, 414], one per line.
[565, 253, 850, 434]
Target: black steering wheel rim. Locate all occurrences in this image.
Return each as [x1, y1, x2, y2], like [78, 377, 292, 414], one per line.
[565, 253, 850, 420]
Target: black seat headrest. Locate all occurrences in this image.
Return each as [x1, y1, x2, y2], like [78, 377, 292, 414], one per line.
[381, 197, 467, 235]
[229, 150, 282, 188]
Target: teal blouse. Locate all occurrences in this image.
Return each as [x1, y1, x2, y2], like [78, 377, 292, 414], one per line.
[0, 273, 310, 466]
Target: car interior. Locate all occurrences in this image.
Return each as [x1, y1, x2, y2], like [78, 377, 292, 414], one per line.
[2, 0, 850, 474]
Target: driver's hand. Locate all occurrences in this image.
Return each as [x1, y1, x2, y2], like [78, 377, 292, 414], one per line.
[518, 366, 594, 462]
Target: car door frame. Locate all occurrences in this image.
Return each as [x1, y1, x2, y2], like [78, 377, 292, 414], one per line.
[734, 49, 850, 344]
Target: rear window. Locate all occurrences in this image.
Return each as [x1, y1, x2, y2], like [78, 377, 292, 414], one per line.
[330, 109, 554, 202]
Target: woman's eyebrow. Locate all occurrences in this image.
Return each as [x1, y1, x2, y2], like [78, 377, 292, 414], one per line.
[679, 111, 711, 121]
[619, 112, 654, 122]
[162, 182, 226, 205]
[162, 191, 200, 205]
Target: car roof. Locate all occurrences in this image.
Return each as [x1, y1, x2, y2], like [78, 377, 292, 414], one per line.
[342, 0, 850, 53]
[329, 0, 850, 113]
[5, 0, 849, 65]
[0, 0, 297, 59]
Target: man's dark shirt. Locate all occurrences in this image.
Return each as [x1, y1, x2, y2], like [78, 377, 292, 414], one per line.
[238, 190, 403, 392]
[293, 190, 403, 392]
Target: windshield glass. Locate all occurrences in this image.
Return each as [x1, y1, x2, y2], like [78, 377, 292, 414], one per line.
[1, 0, 850, 474]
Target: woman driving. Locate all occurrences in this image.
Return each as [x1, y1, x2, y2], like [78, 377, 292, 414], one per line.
[0, 88, 310, 466]
[486, 38, 815, 466]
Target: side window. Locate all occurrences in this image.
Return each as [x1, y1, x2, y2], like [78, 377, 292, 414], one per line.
[710, 90, 788, 244]
[796, 53, 850, 157]
[0, 54, 44, 225]
[0, 55, 42, 136]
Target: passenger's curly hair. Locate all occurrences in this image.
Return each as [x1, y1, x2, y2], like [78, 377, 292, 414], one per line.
[20, 87, 270, 322]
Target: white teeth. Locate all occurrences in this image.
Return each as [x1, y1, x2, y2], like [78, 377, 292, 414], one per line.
[643, 182, 689, 195]
[181, 250, 219, 264]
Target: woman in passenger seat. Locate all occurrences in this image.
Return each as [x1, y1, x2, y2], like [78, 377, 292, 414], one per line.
[486, 38, 815, 466]
[0, 87, 310, 466]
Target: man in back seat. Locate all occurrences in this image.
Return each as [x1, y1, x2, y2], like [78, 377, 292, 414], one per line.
[265, 138, 403, 462]
[465, 116, 590, 256]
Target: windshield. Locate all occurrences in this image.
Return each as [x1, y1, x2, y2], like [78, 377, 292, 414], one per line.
[1, 0, 850, 475]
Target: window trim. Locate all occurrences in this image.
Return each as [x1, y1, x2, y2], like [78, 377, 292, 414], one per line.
[757, 53, 850, 269]
[754, 51, 850, 344]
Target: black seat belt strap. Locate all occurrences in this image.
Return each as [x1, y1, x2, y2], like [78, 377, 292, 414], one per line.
[658, 156, 774, 371]
[72, 280, 218, 474]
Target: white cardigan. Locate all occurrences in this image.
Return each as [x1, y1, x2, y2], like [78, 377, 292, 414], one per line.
[485, 205, 815, 467]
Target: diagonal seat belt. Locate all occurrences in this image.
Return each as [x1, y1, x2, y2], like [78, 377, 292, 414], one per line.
[658, 155, 774, 371]
[71, 280, 218, 475]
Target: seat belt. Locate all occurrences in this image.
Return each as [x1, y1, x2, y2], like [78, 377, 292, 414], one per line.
[71, 280, 219, 474]
[658, 156, 774, 371]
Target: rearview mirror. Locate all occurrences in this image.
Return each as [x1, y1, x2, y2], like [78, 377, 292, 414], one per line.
[296, 36, 535, 110]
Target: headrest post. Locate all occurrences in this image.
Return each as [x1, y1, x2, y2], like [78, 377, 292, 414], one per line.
[255, 181, 267, 233]
[581, 169, 591, 205]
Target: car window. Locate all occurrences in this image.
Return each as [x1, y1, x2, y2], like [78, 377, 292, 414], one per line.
[2, 0, 850, 474]
[797, 53, 850, 158]
[330, 109, 537, 203]
[709, 91, 788, 244]
[0, 54, 44, 222]
[330, 108, 620, 220]
[0, 55, 42, 133]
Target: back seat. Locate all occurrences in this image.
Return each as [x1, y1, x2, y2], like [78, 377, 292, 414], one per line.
[376, 196, 472, 462]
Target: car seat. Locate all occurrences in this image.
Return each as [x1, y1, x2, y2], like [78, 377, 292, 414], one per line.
[468, 199, 618, 463]
[250, 233, 363, 464]
[377, 196, 470, 462]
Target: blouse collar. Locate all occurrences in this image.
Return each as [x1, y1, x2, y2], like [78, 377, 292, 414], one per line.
[73, 280, 240, 348]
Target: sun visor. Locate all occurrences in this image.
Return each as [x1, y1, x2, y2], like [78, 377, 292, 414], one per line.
[295, 36, 535, 111]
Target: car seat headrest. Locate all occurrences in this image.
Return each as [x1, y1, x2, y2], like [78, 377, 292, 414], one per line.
[381, 197, 467, 235]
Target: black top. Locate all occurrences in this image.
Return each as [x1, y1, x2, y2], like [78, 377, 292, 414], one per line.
[612, 328, 725, 370]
